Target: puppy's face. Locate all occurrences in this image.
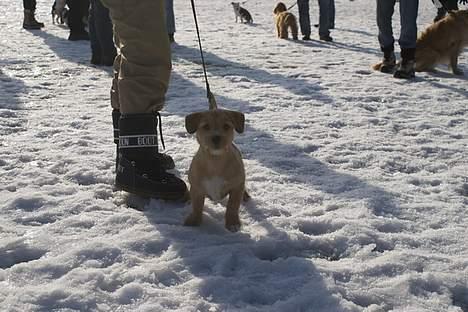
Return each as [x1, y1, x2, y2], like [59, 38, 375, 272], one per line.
[274, 2, 287, 15]
[231, 2, 240, 10]
[186, 109, 245, 156]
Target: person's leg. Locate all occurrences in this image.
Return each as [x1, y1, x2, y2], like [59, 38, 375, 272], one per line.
[23, 0, 44, 29]
[165, 0, 176, 42]
[329, 0, 335, 29]
[89, 0, 102, 64]
[68, 0, 89, 40]
[374, 0, 397, 72]
[102, 0, 186, 199]
[394, 0, 418, 78]
[298, 0, 311, 40]
[93, 0, 116, 65]
[318, 0, 332, 40]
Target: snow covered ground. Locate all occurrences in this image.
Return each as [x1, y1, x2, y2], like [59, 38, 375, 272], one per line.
[1, 0, 467, 311]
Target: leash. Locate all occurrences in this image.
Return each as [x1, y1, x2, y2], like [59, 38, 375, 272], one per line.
[288, 2, 297, 10]
[189, 0, 218, 110]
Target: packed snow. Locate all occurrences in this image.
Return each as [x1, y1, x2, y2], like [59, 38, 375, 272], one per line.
[0, 0, 467, 311]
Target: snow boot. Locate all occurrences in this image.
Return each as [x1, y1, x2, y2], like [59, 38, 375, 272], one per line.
[115, 113, 186, 200]
[23, 9, 44, 29]
[112, 110, 175, 171]
[377, 48, 396, 73]
[394, 48, 415, 79]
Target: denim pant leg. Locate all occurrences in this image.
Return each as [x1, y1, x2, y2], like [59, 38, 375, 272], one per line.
[89, 0, 102, 60]
[165, 0, 175, 35]
[318, 0, 331, 37]
[376, 0, 396, 51]
[398, 0, 418, 49]
[298, 0, 311, 37]
[94, 0, 116, 60]
[23, 0, 36, 10]
[329, 0, 335, 29]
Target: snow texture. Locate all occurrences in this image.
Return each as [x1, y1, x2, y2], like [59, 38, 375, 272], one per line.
[0, 0, 467, 311]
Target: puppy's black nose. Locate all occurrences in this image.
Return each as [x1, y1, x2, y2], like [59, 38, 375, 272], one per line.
[212, 135, 221, 146]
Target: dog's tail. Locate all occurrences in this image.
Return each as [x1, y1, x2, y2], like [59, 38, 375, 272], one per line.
[208, 91, 218, 110]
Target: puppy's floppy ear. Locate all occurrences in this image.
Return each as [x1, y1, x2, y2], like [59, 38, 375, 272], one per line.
[226, 110, 245, 133]
[185, 112, 203, 134]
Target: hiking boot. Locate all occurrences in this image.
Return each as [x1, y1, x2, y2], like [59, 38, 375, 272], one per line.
[23, 9, 44, 29]
[112, 110, 175, 172]
[319, 35, 333, 42]
[115, 113, 187, 200]
[302, 35, 311, 41]
[394, 48, 415, 79]
[379, 50, 396, 74]
[68, 31, 90, 41]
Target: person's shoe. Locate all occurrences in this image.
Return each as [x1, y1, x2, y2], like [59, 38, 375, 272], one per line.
[90, 54, 101, 66]
[68, 31, 89, 41]
[23, 9, 44, 29]
[319, 35, 333, 42]
[394, 48, 415, 79]
[302, 35, 311, 40]
[115, 113, 187, 200]
[168, 33, 175, 43]
[380, 51, 396, 73]
[112, 110, 175, 172]
[393, 60, 415, 79]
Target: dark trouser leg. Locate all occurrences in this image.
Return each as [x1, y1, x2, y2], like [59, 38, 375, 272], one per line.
[89, 0, 102, 64]
[23, 0, 36, 10]
[298, 0, 311, 38]
[93, 0, 116, 65]
[68, 0, 90, 40]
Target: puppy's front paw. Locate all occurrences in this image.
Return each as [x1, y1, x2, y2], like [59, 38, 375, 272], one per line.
[184, 214, 202, 227]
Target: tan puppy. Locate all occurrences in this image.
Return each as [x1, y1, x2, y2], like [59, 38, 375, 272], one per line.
[273, 2, 298, 40]
[415, 10, 468, 75]
[184, 106, 249, 232]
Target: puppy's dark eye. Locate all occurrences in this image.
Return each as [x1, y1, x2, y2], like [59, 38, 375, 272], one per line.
[223, 124, 231, 131]
[202, 124, 210, 131]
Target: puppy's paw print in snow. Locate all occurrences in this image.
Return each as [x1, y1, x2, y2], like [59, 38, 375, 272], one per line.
[0, 239, 48, 269]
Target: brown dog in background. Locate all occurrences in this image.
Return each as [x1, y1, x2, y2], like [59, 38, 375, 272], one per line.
[273, 2, 298, 40]
[415, 10, 468, 75]
[184, 103, 249, 232]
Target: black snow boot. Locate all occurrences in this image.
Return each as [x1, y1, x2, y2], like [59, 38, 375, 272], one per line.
[23, 9, 44, 29]
[115, 113, 187, 200]
[379, 47, 396, 74]
[112, 110, 175, 171]
[394, 48, 415, 79]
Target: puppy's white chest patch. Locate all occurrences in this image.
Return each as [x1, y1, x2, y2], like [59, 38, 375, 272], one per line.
[202, 176, 226, 201]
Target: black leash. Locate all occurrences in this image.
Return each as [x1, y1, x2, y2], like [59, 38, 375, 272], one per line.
[189, 0, 217, 109]
[288, 2, 297, 10]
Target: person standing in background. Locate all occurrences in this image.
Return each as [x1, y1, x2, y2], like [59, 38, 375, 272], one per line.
[22, 0, 44, 30]
[374, 0, 419, 79]
[166, 0, 176, 43]
[297, 0, 311, 40]
[67, 0, 90, 41]
[317, 0, 335, 41]
[89, 0, 116, 66]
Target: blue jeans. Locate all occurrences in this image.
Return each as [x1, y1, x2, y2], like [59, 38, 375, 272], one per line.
[318, 0, 335, 37]
[89, 0, 116, 63]
[298, 0, 311, 37]
[376, 0, 419, 51]
[166, 0, 175, 34]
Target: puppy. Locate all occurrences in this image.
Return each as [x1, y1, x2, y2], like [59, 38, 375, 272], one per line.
[231, 2, 253, 24]
[273, 2, 298, 40]
[415, 10, 468, 75]
[184, 103, 249, 232]
[51, 0, 68, 25]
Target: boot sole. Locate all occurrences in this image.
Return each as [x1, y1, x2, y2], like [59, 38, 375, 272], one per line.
[115, 181, 188, 202]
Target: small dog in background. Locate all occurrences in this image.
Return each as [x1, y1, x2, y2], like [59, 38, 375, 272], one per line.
[415, 10, 468, 75]
[51, 0, 68, 25]
[184, 101, 249, 232]
[231, 2, 253, 24]
[273, 2, 298, 40]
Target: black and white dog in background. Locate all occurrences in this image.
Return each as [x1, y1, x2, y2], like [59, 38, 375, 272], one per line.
[51, 0, 68, 25]
[231, 2, 253, 24]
